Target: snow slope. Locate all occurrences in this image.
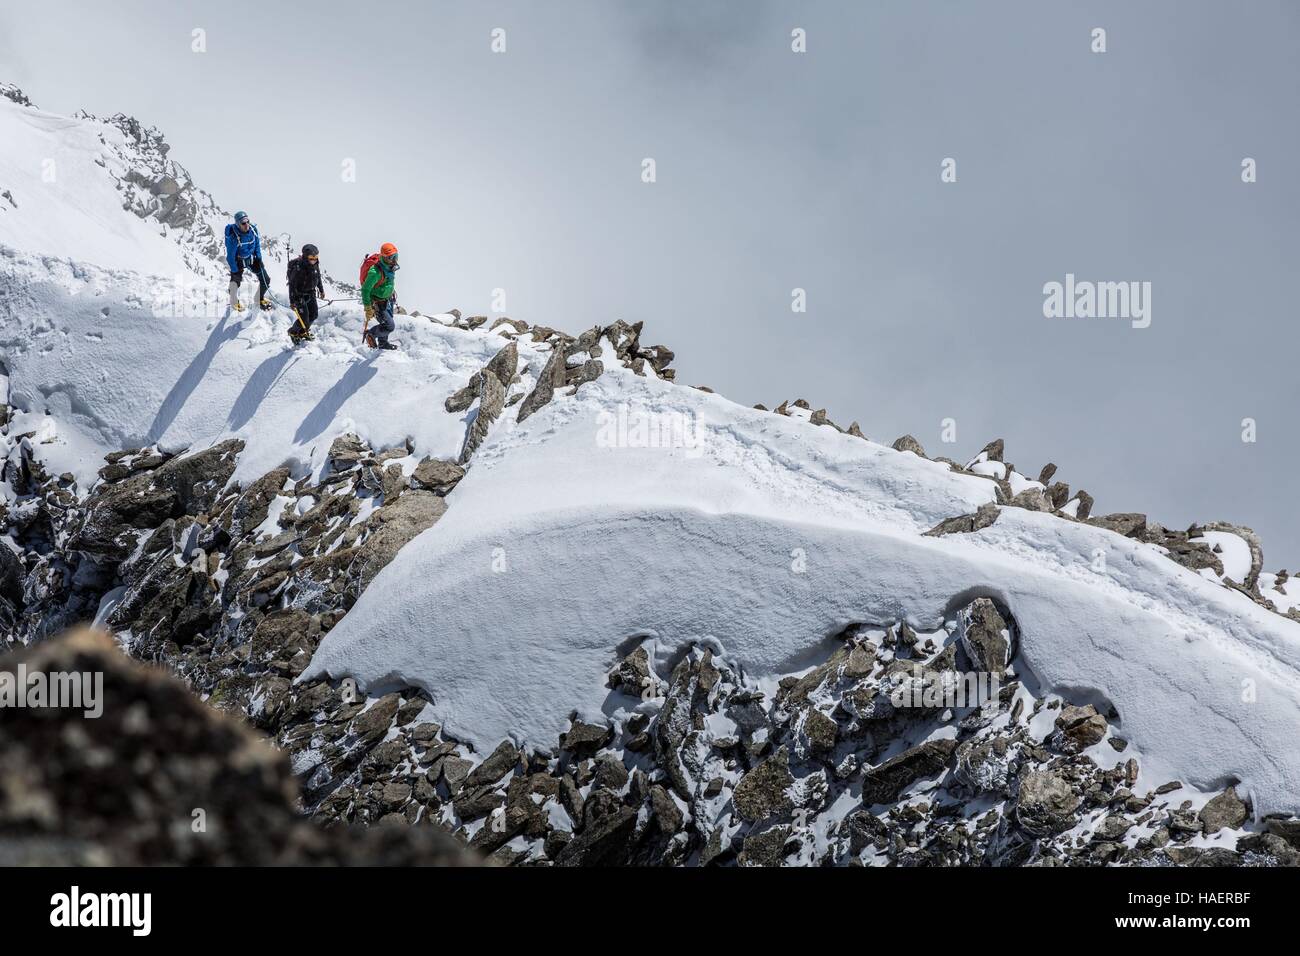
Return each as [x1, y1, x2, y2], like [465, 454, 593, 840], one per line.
[4, 86, 1300, 818]
[0, 246, 546, 488]
[0, 98, 192, 274]
[0, 92, 530, 488]
[302, 367, 1300, 815]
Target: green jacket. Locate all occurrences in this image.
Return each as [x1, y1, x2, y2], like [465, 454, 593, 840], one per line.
[361, 260, 397, 306]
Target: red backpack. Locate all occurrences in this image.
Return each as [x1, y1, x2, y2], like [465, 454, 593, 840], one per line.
[358, 252, 382, 286]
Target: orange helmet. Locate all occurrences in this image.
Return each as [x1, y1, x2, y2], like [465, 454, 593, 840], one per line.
[380, 242, 398, 257]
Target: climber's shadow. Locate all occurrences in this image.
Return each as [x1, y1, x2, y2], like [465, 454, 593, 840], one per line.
[228, 349, 295, 431]
[294, 354, 379, 445]
[145, 310, 244, 444]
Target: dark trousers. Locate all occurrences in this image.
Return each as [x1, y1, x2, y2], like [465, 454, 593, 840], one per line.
[290, 296, 319, 336]
[233, 256, 271, 300]
[369, 297, 395, 344]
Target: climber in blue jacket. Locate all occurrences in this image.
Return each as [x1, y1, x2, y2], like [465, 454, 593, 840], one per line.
[224, 210, 272, 311]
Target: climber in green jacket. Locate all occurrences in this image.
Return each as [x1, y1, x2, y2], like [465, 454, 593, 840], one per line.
[360, 242, 399, 350]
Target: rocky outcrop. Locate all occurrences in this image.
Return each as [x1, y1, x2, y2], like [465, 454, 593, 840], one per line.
[957, 597, 1015, 672]
[0, 629, 475, 865]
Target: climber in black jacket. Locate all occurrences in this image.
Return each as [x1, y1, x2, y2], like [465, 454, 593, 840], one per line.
[286, 244, 326, 343]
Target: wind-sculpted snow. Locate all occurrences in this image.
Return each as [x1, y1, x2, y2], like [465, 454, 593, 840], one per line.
[304, 372, 1300, 816]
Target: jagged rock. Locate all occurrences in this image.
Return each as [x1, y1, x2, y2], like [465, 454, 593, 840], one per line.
[739, 825, 792, 867]
[327, 434, 369, 472]
[1008, 488, 1053, 512]
[860, 739, 957, 805]
[1016, 770, 1080, 836]
[954, 734, 1022, 797]
[0, 629, 473, 865]
[1238, 832, 1300, 865]
[1051, 704, 1108, 754]
[516, 347, 567, 423]
[250, 608, 320, 668]
[957, 597, 1015, 672]
[607, 644, 652, 694]
[348, 490, 447, 591]
[555, 806, 638, 866]
[1074, 490, 1095, 520]
[483, 341, 519, 387]
[1046, 481, 1071, 509]
[1038, 463, 1058, 485]
[925, 502, 1000, 536]
[465, 740, 520, 789]
[565, 358, 604, 391]
[222, 466, 290, 538]
[1091, 513, 1147, 538]
[0, 545, 23, 605]
[648, 784, 684, 835]
[1199, 786, 1250, 834]
[489, 317, 530, 334]
[439, 756, 473, 794]
[459, 369, 505, 464]
[349, 693, 401, 746]
[977, 439, 1005, 462]
[1094, 815, 1134, 842]
[444, 381, 479, 413]
[891, 435, 926, 457]
[592, 754, 629, 792]
[562, 718, 613, 756]
[410, 457, 464, 494]
[72, 440, 244, 558]
[733, 747, 795, 822]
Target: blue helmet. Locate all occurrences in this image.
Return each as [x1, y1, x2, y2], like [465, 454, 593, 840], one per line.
[233, 210, 249, 223]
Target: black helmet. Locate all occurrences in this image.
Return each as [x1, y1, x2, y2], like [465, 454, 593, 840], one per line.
[302, 243, 319, 257]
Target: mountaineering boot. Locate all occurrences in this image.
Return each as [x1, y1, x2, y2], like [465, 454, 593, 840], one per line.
[228, 279, 243, 312]
[377, 341, 397, 350]
[260, 298, 273, 311]
[364, 331, 378, 349]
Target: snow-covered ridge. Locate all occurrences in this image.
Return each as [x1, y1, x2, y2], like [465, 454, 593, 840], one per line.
[3, 83, 1300, 825]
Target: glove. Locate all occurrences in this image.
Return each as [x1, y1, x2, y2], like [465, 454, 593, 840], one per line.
[364, 304, 375, 320]
[318, 291, 326, 300]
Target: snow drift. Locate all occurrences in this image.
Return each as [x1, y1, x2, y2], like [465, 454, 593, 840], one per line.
[301, 369, 1300, 816]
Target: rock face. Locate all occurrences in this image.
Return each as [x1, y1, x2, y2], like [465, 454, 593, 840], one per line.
[957, 597, 1015, 672]
[456, 341, 517, 463]
[1016, 770, 1081, 836]
[860, 739, 958, 805]
[516, 347, 568, 424]
[733, 748, 795, 822]
[925, 502, 999, 537]
[1051, 704, 1108, 754]
[71, 439, 243, 559]
[0, 630, 474, 866]
[1200, 787, 1250, 834]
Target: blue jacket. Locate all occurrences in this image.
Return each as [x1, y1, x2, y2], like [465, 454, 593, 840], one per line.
[224, 222, 262, 271]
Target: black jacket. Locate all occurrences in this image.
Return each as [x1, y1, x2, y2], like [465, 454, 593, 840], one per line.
[287, 256, 324, 300]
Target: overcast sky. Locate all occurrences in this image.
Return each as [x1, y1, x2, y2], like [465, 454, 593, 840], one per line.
[4, 0, 1298, 566]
